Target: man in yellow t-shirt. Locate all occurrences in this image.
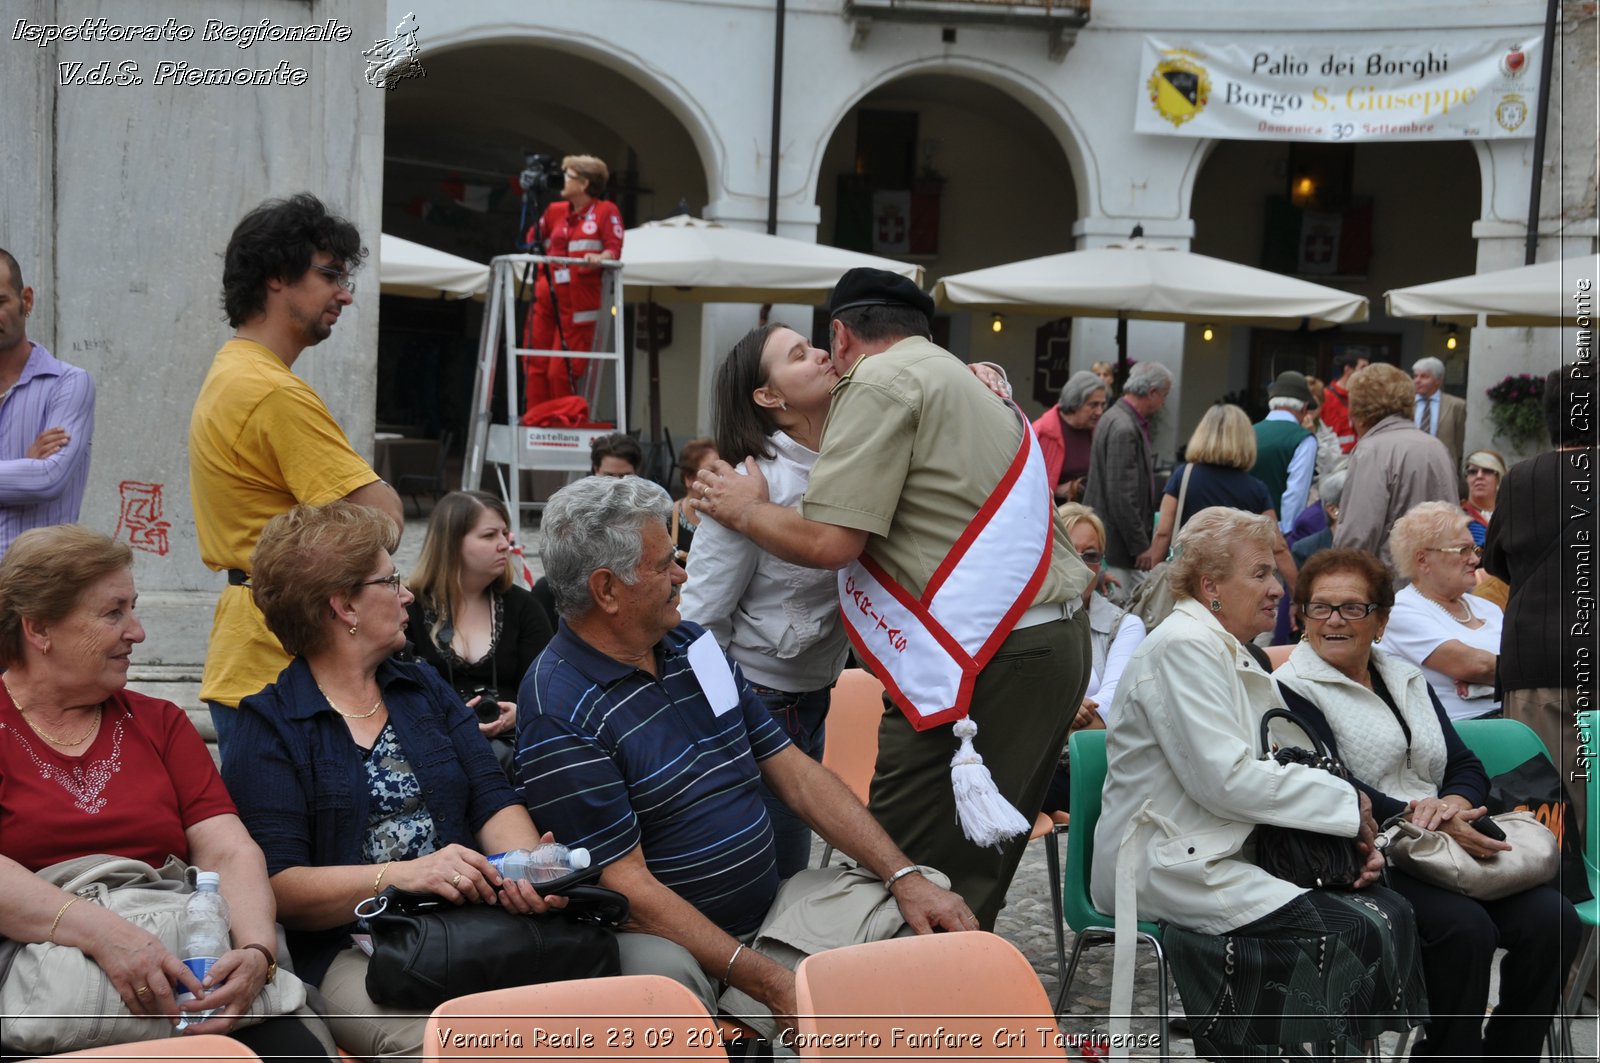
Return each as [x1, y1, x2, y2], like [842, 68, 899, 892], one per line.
[189, 193, 403, 751]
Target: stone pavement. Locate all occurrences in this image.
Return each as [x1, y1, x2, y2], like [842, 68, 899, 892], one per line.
[129, 511, 1597, 1060]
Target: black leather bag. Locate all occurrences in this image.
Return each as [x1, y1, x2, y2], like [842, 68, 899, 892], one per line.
[1253, 707, 1364, 890]
[355, 884, 628, 1008]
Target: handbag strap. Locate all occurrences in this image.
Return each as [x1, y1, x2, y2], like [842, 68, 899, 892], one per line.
[1258, 705, 1334, 759]
[1174, 462, 1195, 536]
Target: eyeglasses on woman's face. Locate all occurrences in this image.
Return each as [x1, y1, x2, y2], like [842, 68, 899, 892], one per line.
[1299, 601, 1380, 621]
[361, 571, 405, 594]
[1426, 544, 1483, 559]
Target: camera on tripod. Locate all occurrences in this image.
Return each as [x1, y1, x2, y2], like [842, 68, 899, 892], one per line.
[520, 152, 564, 196]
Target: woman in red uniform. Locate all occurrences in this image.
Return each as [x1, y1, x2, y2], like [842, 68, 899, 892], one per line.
[522, 155, 624, 421]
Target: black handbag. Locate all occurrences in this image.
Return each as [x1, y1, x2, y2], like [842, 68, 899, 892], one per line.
[1253, 707, 1364, 890]
[354, 883, 629, 1008]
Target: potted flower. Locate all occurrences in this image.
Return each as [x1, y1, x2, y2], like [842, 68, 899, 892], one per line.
[1485, 373, 1547, 451]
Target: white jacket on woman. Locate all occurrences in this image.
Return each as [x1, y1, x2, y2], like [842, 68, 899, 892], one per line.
[679, 431, 849, 692]
[1091, 598, 1362, 935]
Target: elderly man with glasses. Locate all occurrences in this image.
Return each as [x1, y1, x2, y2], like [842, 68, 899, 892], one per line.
[189, 193, 403, 755]
[518, 475, 976, 1043]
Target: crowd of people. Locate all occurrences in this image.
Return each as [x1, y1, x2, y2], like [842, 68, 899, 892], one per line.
[0, 186, 1590, 1063]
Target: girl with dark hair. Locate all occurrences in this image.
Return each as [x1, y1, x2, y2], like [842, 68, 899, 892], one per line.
[679, 325, 850, 878]
[404, 491, 552, 771]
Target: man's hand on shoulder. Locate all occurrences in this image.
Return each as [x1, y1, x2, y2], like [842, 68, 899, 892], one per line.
[889, 870, 979, 934]
[691, 458, 768, 532]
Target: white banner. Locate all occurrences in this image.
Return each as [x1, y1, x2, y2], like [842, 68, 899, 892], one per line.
[1135, 33, 1541, 143]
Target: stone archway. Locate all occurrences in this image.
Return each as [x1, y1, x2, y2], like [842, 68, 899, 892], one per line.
[810, 70, 1083, 415]
[1182, 138, 1480, 439]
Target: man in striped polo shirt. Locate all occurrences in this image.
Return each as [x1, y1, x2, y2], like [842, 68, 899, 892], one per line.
[0, 248, 95, 560]
[518, 475, 975, 1038]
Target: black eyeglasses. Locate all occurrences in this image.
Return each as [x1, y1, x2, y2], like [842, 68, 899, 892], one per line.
[1426, 544, 1483, 559]
[311, 264, 356, 293]
[1299, 601, 1380, 620]
[361, 572, 404, 594]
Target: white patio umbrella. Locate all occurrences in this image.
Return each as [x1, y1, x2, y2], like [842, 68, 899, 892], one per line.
[620, 214, 923, 303]
[378, 233, 490, 299]
[1384, 254, 1599, 327]
[932, 238, 1368, 373]
[617, 214, 924, 439]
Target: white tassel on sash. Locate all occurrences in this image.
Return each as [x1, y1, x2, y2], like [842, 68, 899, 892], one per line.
[948, 718, 1031, 847]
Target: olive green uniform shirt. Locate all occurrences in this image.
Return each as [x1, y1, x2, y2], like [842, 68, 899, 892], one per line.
[802, 336, 1091, 606]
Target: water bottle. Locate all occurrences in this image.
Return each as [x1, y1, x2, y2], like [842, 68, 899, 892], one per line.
[175, 871, 229, 1030]
[486, 843, 590, 885]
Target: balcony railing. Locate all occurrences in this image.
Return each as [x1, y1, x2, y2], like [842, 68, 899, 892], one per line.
[843, 1, 1091, 60]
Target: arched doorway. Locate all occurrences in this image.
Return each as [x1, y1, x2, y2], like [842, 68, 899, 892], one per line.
[378, 41, 711, 455]
[1184, 139, 1480, 436]
[814, 72, 1081, 415]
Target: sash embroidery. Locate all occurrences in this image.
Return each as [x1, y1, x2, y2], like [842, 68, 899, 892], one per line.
[837, 403, 1053, 730]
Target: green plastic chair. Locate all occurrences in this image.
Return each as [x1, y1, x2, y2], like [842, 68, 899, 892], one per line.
[1056, 729, 1171, 1059]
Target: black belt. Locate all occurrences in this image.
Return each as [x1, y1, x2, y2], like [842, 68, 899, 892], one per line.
[227, 569, 251, 586]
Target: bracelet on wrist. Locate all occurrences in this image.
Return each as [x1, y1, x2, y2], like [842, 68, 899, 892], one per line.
[722, 943, 746, 987]
[884, 865, 922, 890]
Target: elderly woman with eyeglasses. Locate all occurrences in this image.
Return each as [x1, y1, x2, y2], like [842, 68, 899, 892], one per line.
[221, 501, 564, 1060]
[1032, 370, 1109, 503]
[1274, 548, 1578, 1063]
[1380, 501, 1504, 722]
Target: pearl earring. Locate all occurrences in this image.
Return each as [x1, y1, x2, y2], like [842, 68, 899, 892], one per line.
[349, 624, 358, 636]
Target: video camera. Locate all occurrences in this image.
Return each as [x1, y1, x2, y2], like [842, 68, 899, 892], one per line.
[519, 152, 564, 196]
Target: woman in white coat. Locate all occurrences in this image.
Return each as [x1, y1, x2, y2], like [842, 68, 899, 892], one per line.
[1092, 507, 1425, 1061]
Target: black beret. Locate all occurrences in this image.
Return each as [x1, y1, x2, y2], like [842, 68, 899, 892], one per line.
[827, 267, 935, 323]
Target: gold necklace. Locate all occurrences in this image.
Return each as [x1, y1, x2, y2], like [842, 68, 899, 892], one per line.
[4, 683, 103, 747]
[315, 683, 383, 720]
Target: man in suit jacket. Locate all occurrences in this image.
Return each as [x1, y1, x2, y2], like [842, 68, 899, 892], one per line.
[1083, 360, 1173, 601]
[1412, 356, 1466, 475]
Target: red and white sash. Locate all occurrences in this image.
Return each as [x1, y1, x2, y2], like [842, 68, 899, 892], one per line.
[837, 405, 1053, 730]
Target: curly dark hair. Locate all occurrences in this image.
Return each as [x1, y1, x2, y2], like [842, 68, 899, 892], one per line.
[221, 193, 365, 326]
[1292, 548, 1396, 619]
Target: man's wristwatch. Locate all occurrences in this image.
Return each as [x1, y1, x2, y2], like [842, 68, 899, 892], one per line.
[241, 943, 277, 983]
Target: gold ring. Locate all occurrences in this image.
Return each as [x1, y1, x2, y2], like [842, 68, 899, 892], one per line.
[135, 985, 150, 996]
[451, 872, 463, 887]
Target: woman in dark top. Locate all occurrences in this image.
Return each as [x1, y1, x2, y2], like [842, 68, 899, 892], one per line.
[405, 491, 552, 768]
[1273, 549, 1577, 1063]
[1135, 404, 1298, 594]
[1484, 363, 1596, 819]
[223, 501, 560, 1060]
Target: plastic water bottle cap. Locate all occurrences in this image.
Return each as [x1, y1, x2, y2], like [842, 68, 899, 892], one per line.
[195, 871, 221, 891]
[568, 847, 590, 870]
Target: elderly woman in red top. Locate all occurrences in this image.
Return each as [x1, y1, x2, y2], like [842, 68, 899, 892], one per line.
[0, 525, 331, 1060]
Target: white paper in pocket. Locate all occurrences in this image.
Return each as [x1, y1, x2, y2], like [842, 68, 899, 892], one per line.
[687, 630, 741, 716]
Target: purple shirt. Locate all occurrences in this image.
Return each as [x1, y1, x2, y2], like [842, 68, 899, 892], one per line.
[0, 343, 96, 558]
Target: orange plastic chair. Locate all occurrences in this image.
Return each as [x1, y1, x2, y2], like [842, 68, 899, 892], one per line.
[817, 669, 885, 865]
[1264, 644, 1293, 669]
[424, 976, 725, 1062]
[794, 932, 1066, 1060]
[48, 1036, 260, 1062]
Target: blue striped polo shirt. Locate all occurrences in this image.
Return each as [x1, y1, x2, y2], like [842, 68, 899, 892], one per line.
[516, 620, 791, 935]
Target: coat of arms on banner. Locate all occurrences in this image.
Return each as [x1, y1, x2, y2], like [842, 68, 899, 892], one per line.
[1495, 94, 1529, 134]
[1146, 49, 1211, 128]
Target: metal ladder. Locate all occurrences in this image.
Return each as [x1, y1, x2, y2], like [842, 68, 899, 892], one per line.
[462, 254, 627, 527]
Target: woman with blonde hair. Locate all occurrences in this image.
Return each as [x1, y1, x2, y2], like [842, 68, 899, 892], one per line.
[1383, 500, 1504, 721]
[1095, 508, 1423, 1060]
[223, 501, 563, 1059]
[1135, 403, 1297, 595]
[405, 491, 552, 768]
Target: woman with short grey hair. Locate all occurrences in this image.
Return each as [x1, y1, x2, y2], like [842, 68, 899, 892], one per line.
[541, 474, 672, 621]
[1032, 369, 1109, 502]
